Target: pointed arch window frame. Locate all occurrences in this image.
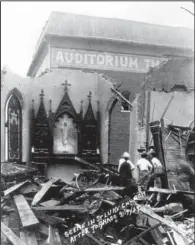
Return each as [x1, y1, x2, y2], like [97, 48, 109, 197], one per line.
[5, 88, 23, 162]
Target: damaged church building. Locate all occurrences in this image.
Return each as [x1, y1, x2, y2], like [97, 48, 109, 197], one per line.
[1, 12, 194, 182]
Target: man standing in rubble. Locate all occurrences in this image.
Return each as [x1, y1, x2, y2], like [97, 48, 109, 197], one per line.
[136, 151, 153, 188]
[147, 150, 165, 188]
[118, 152, 136, 186]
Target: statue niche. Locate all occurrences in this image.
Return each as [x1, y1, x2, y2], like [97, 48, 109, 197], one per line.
[53, 114, 77, 154]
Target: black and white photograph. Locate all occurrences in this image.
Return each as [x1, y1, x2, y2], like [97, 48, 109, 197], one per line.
[1, 1, 194, 244]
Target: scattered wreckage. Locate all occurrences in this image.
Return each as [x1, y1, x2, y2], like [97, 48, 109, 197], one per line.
[1, 160, 194, 245]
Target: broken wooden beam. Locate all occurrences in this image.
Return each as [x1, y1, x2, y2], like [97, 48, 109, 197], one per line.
[14, 194, 39, 228]
[138, 205, 193, 244]
[32, 178, 59, 206]
[148, 187, 195, 195]
[3, 180, 30, 197]
[1, 222, 26, 245]
[32, 204, 87, 212]
[74, 156, 100, 170]
[111, 87, 133, 110]
[84, 186, 125, 192]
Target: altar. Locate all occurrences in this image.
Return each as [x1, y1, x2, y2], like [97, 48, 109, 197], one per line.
[31, 81, 101, 169]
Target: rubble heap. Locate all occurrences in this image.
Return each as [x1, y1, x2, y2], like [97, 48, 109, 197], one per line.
[1, 162, 194, 245]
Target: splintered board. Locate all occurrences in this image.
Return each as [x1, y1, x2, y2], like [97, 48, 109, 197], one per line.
[1, 222, 26, 245]
[32, 178, 59, 206]
[3, 180, 30, 196]
[32, 204, 87, 212]
[14, 194, 39, 227]
[1, 215, 9, 243]
[20, 231, 38, 245]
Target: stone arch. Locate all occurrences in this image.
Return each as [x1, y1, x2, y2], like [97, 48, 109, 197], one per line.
[5, 88, 23, 162]
[6, 88, 24, 109]
[105, 91, 133, 164]
[106, 94, 118, 113]
[103, 95, 118, 163]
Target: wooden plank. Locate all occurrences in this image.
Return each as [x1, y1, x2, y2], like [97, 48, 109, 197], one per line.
[14, 194, 39, 227]
[1, 215, 9, 243]
[33, 204, 87, 212]
[139, 205, 192, 244]
[1, 222, 26, 245]
[148, 187, 195, 195]
[40, 200, 61, 207]
[24, 230, 38, 245]
[32, 178, 59, 206]
[3, 180, 30, 196]
[20, 231, 27, 243]
[47, 226, 61, 245]
[84, 186, 125, 192]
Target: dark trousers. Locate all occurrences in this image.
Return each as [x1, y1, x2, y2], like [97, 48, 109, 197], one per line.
[147, 172, 168, 189]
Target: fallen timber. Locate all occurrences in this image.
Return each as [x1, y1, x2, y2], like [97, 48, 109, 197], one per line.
[148, 187, 195, 196]
[1, 161, 194, 245]
[1, 222, 26, 245]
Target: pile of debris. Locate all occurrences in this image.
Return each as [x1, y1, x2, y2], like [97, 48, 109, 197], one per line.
[1, 161, 194, 245]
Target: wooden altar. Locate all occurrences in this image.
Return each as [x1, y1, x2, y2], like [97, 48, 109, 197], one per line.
[31, 80, 101, 166]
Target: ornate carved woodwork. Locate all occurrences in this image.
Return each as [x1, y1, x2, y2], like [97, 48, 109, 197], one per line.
[81, 92, 99, 157]
[7, 94, 22, 161]
[31, 80, 101, 164]
[54, 80, 78, 120]
[32, 89, 51, 154]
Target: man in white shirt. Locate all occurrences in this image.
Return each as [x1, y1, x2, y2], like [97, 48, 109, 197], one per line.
[118, 152, 136, 185]
[136, 151, 153, 187]
[147, 150, 166, 188]
[150, 151, 163, 174]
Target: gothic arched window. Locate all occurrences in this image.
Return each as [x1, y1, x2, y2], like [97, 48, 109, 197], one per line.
[5, 94, 22, 161]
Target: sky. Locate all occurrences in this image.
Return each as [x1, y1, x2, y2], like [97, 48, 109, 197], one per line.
[1, 1, 194, 77]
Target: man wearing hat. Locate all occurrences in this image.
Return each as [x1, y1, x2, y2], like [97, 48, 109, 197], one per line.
[136, 151, 153, 188]
[118, 152, 136, 186]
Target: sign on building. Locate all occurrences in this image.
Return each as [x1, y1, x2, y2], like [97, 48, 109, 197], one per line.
[50, 48, 167, 73]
